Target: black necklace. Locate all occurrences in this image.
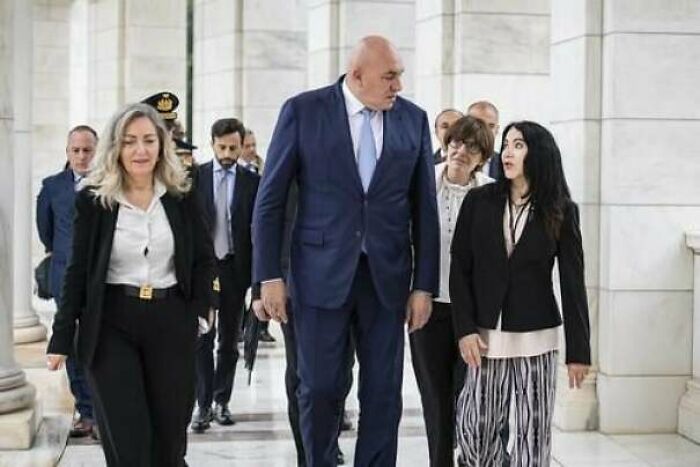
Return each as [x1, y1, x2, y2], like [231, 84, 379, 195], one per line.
[508, 197, 531, 245]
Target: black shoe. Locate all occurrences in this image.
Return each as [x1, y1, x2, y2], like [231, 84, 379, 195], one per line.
[69, 416, 94, 438]
[336, 447, 345, 465]
[340, 411, 352, 431]
[259, 329, 276, 343]
[214, 404, 235, 426]
[191, 407, 212, 433]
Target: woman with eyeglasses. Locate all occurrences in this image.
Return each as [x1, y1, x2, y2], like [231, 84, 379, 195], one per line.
[451, 121, 590, 466]
[409, 115, 495, 467]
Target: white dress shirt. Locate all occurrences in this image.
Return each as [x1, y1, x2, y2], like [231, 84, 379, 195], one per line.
[434, 163, 493, 303]
[342, 78, 383, 160]
[106, 181, 177, 288]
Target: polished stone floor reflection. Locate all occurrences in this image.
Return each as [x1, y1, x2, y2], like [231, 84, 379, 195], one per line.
[58, 329, 700, 467]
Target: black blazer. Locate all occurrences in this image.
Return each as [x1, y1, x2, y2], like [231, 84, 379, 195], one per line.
[196, 161, 259, 289]
[449, 182, 590, 364]
[47, 188, 216, 366]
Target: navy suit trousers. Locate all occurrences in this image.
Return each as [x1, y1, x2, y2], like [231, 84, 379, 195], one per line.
[294, 255, 405, 467]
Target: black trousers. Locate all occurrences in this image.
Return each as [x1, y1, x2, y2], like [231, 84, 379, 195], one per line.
[195, 256, 247, 408]
[409, 301, 466, 467]
[88, 286, 196, 467]
[282, 299, 354, 467]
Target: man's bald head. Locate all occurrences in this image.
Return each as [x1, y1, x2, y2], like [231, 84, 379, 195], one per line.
[345, 35, 404, 111]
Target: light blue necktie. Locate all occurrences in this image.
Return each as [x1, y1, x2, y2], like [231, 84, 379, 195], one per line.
[214, 170, 232, 259]
[358, 108, 377, 192]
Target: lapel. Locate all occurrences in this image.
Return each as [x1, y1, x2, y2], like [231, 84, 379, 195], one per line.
[367, 106, 404, 193]
[508, 202, 541, 263]
[60, 169, 77, 201]
[488, 187, 510, 264]
[330, 79, 364, 196]
[161, 193, 186, 281]
[200, 161, 215, 221]
[96, 202, 119, 279]
[231, 165, 247, 229]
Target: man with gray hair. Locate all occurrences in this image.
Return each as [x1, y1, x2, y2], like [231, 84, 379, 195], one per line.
[37, 125, 98, 439]
[467, 100, 503, 179]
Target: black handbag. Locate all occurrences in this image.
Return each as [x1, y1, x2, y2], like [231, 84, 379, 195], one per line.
[34, 255, 52, 299]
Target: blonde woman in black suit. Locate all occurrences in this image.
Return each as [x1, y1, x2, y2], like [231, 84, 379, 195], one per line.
[451, 121, 590, 466]
[47, 103, 215, 467]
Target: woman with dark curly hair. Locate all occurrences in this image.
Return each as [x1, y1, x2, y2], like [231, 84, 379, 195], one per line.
[451, 121, 591, 466]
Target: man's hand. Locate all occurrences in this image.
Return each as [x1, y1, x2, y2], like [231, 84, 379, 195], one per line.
[458, 334, 487, 368]
[252, 299, 271, 322]
[261, 280, 288, 324]
[567, 363, 590, 389]
[47, 354, 67, 371]
[405, 291, 432, 333]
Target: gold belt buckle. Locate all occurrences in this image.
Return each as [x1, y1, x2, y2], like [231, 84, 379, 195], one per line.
[139, 285, 153, 300]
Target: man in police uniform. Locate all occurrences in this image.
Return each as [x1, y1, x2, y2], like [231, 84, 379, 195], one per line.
[141, 91, 180, 136]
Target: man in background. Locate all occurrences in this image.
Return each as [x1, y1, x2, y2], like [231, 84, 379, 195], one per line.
[37, 125, 98, 439]
[466, 100, 502, 179]
[432, 109, 462, 164]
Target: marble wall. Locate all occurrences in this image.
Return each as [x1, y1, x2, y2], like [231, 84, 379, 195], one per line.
[415, 0, 551, 149]
[549, 0, 602, 431]
[192, 0, 307, 161]
[308, 0, 415, 97]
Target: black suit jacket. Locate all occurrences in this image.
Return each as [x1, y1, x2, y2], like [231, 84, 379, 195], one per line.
[197, 161, 259, 289]
[47, 188, 216, 366]
[449, 182, 590, 364]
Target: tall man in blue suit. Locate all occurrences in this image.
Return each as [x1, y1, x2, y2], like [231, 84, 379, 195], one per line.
[253, 36, 440, 467]
[37, 125, 98, 438]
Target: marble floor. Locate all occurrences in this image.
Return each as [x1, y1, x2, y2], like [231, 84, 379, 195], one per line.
[55, 330, 700, 467]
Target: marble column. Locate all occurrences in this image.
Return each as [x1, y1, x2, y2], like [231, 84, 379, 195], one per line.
[452, 0, 551, 129]
[595, 0, 700, 433]
[192, 0, 243, 153]
[679, 231, 700, 442]
[0, 0, 40, 450]
[84, 0, 187, 131]
[414, 0, 551, 148]
[307, 0, 415, 98]
[192, 0, 307, 159]
[414, 0, 456, 135]
[549, 0, 601, 431]
[14, 0, 47, 345]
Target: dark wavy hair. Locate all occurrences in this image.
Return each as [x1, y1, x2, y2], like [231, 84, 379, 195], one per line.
[500, 121, 571, 240]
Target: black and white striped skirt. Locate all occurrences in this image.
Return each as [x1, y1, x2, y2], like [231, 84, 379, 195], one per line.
[455, 351, 558, 467]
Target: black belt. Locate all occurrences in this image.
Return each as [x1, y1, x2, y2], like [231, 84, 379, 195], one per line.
[112, 284, 179, 301]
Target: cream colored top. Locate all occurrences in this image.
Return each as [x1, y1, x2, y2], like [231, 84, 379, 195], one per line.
[435, 163, 493, 303]
[106, 181, 178, 288]
[479, 198, 560, 359]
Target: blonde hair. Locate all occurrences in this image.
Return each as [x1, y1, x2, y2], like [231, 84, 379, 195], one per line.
[84, 103, 190, 208]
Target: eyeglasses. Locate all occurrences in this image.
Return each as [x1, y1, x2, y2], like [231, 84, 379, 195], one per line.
[448, 140, 482, 155]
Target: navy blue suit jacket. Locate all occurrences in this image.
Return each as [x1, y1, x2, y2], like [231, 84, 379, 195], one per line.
[253, 78, 440, 311]
[37, 169, 77, 299]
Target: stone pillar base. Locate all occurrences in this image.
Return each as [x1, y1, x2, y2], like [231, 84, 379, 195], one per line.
[679, 379, 700, 443]
[553, 365, 598, 431]
[0, 401, 41, 449]
[13, 324, 47, 345]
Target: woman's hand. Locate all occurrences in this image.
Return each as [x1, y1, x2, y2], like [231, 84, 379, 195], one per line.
[458, 333, 488, 368]
[567, 363, 589, 389]
[46, 354, 67, 371]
